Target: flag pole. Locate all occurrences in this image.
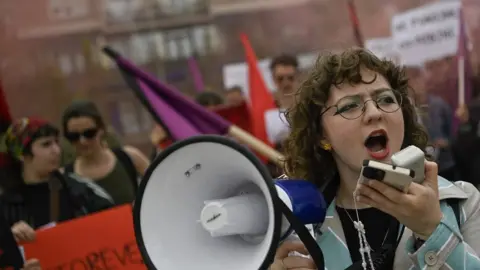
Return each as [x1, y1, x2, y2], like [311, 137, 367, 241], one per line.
[228, 125, 284, 167]
[458, 56, 465, 106]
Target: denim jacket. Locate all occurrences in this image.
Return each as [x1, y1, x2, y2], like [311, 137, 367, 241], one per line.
[317, 177, 480, 269]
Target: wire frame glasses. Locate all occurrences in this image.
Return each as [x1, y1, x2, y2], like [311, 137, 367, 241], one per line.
[322, 89, 403, 120]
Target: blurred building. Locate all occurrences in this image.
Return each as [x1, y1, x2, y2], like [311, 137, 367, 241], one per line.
[1, 0, 479, 153]
[0, 0, 222, 152]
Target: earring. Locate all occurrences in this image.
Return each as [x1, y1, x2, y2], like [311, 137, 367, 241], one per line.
[322, 142, 332, 151]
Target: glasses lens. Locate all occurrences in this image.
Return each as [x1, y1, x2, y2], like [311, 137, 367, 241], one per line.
[336, 90, 402, 119]
[83, 128, 98, 139]
[376, 90, 402, 113]
[336, 96, 364, 119]
[65, 132, 80, 142]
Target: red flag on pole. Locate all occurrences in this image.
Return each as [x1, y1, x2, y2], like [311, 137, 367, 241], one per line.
[239, 33, 276, 153]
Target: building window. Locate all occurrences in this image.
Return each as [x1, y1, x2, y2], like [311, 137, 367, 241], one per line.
[58, 54, 73, 75]
[192, 26, 207, 55]
[153, 32, 166, 59]
[106, 0, 143, 22]
[118, 101, 141, 135]
[156, 0, 201, 14]
[162, 25, 223, 60]
[165, 29, 192, 60]
[48, 0, 90, 21]
[130, 33, 151, 64]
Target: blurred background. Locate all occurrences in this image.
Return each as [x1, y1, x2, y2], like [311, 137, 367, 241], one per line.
[1, 0, 479, 154]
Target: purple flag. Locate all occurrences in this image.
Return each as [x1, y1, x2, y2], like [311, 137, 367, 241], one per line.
[103, 47, 231, 141]
[188, 57, 205, 93]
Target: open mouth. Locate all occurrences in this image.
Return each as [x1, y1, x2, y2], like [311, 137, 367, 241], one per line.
[364, 130, 388, 153]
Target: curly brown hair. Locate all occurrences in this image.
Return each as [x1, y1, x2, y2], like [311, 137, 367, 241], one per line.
[282, 48, 428, 188]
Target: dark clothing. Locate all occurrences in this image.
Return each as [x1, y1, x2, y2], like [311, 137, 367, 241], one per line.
[453, 100, 480, 187]
[0, 206, 23, 269]
[421, 95, 455, 172]
[65, 148, 138, 205]
[0, 172, 113, 229]
[338, 207, 398, 270]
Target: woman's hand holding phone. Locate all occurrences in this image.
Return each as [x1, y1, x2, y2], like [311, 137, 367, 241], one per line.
[356, 161, 443, 239]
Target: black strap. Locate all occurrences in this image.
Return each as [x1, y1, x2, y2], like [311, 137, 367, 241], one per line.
[64, 163, 74, 174]
[277, 197, 325, 270]
[446, 199, 461, 228]
[53, 170, 88, 216]
[112, 148, 138, 193]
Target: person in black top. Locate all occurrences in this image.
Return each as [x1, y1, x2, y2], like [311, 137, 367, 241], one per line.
[0, 117, 114, 269]
[269, 49, 448, 270]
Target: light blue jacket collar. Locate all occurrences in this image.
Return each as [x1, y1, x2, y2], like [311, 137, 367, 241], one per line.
[316, 177, 468, 269]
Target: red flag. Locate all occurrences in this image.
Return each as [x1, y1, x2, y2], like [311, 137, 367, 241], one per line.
[0, 78, 12, 168]
[347, 0, 364, 48]
[214, 101, 252, 134]
[239, 33, 276, 158]
[0, 78, 11, 130]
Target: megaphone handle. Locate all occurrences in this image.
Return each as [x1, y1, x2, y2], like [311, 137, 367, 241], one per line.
[277, 198, 325, 270]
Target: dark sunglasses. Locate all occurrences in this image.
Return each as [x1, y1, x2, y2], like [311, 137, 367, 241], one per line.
[275, 75, 295, 83]
[65, 128, 98, 142]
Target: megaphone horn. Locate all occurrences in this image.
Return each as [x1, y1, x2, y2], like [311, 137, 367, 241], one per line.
[133, 135, 326, 270]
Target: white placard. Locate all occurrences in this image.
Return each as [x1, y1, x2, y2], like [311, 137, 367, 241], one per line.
[265, 108, 290, 144]
[391, 1, 461, 66]
[222, 58, 276, 100]
[364, 37, 400, 64]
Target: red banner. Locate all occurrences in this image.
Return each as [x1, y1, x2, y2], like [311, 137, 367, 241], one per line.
[23, 205, 146, 270]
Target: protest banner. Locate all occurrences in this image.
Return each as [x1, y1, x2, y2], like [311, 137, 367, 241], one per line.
[391, 1, 461, 66]
[22, 205, 146, 270]
[364, 37, 401, 64]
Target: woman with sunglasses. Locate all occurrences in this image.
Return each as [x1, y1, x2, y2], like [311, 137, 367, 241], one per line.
[0, 117, 114, 270]
[61, 101, 150, 205]
[269, 49, 480, 269]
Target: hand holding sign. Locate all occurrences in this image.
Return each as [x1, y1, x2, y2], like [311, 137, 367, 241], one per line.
[12, 221, 36, 243]
[23, 205, 146, 270]
[21, 259, 41, 270]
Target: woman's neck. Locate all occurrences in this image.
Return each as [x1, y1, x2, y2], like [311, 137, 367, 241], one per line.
[22, 167, 51, 185]
[77, 147, 110, 166]
[335, 162, 371, 209]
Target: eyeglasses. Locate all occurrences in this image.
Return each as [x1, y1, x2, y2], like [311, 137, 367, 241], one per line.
[65, 128, 98, 142]
[321, 89, 403, 120]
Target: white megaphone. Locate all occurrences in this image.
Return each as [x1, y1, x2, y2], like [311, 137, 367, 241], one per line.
[133, 135, 327, 270]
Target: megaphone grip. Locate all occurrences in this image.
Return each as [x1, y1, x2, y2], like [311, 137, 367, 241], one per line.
[276, 198, 325, 270]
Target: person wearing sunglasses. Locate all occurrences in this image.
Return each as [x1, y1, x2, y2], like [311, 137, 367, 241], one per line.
[61, 101, 150, 206]
[0, 117, 114, 270]
[269, 49, 480, 270]
[270, 54, 299, 111]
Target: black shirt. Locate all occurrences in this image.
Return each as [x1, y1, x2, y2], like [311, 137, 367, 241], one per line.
[0, 172, 114, 229]
[337, 207, 399, 270]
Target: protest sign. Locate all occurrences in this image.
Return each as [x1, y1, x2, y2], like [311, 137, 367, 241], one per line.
[391, 1, 461, 66]
[23, 205, 146, 270]
[222, 59, 276, 99]
[364, 37, 400, 64]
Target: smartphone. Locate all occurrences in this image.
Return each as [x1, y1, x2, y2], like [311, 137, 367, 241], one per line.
[391, 145, 425, 184]
[361, 160, 415, 193]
